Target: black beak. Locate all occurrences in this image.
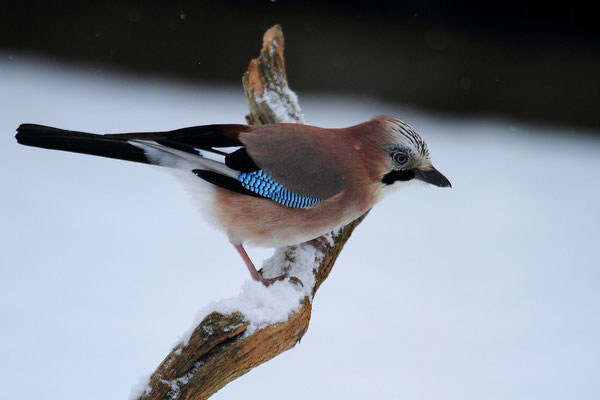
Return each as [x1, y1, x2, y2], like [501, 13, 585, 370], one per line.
[414, 166, 452, 188]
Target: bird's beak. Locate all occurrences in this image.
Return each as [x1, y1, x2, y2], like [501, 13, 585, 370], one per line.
[414, 166, 452, 188]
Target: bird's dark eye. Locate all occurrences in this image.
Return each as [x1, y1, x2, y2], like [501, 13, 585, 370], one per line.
[392, 152, 408, 165]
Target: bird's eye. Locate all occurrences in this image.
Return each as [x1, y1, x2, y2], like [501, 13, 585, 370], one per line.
[392, 152, 408, 165]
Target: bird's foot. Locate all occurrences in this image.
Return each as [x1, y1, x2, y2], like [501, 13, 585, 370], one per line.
[259, 274, 304, 288]
[232, 243, 304, 287]
[287, 276, 304, 287]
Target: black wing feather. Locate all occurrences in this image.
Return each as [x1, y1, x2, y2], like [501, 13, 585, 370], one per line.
[107, 124, 245, 147]
[225, 148, 260, 172]
[192, 169, 262, 198]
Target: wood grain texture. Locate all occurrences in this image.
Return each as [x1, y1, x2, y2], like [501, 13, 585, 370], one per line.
[135, 25, 368, 400]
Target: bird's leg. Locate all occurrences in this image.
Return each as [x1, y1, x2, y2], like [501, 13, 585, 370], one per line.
[232, 243, 286, 286]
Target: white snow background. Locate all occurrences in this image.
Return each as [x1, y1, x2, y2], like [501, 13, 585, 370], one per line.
[1, 55, 599, 399]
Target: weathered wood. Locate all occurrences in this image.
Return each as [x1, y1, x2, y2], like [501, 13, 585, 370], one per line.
[135, 25, 368, 400]
[242, 25, 304, 125]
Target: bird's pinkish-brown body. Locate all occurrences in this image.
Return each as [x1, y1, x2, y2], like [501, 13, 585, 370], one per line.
[212, 119, 393, 247]
[15, 116, 450, 284]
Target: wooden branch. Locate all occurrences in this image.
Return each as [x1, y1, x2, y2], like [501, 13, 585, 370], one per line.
[133, 25, 368, 400]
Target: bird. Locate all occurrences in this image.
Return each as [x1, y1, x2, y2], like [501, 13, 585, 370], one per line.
[15, 116, 451, 285]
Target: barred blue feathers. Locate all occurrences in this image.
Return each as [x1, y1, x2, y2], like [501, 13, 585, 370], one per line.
[238, 170, 321, 208]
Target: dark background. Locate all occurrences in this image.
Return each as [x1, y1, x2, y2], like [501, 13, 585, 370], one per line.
[2, 0, 599, 129]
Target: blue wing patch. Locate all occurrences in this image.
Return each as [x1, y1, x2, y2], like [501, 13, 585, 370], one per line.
[238, 170, 321, 208]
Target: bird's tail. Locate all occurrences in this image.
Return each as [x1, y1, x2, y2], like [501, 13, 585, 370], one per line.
[15, 124, 152, 164]
[15, 123, 249, 179]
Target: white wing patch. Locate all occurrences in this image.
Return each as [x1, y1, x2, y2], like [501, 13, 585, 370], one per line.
[128, 140, 239, 178]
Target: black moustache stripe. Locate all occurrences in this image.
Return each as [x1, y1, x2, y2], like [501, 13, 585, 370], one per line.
[381, 169, 415, 185]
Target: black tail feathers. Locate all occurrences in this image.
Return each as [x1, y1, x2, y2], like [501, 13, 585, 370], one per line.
[16, 124, 151, 164]
[15, 123, 248, 165]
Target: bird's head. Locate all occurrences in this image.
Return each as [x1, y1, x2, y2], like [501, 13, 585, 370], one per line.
[377, 116, 451, 190]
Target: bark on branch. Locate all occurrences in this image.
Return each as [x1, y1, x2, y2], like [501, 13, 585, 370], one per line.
[134, 25, 367, 400]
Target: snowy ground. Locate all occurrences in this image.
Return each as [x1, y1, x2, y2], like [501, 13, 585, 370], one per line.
[1, 55, 599, 400]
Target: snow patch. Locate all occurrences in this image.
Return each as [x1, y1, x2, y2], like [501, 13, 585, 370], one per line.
[129, 373, 152, 400]
[181, 242, 324, 343]
[322, 228, 341, 246]
[159, 361, 203, 400]
[254, 73, 304, 123]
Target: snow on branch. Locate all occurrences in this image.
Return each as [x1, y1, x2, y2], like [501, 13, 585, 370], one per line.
[131, 25, 368, 400]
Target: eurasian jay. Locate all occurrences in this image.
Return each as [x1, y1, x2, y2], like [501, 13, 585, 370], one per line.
[15, 116, 450, 285]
